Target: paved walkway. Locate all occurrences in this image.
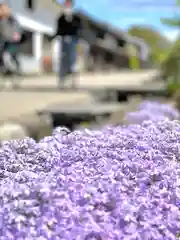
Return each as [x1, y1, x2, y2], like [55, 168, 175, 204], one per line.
[0, 92, 92, 121]
[0, 70, 161, 121]
[17, 70, 158, 89]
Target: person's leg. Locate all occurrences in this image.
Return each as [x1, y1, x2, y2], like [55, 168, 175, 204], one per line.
[0, 49, 4, 71]
[0, 41, 6, 73]
[2, 42, 14, 75]
[11, 52, 20, 74]
[59, 38, 68, 87]
[68, 37, 78, 87]
[11, 43, 21, 74]
[69, 37, 77, 73]
[66, 41, 72, 75]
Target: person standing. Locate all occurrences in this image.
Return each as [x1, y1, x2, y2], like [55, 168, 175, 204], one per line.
[0, 0, 22, 74]
[53, 0, 82, 88]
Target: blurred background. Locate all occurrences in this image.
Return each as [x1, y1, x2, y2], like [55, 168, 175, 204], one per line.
[3, 0, 179, 75]
[0, 0, 179, 141]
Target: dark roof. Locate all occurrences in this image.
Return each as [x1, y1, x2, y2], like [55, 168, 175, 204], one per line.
[76, 10, 127, 41]
[77, 10, 149, 51]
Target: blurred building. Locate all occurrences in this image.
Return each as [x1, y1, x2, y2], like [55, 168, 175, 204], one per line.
[7, 0, 60, 73]
[6, 0, 150, 74]
[76, 11, 150, 72]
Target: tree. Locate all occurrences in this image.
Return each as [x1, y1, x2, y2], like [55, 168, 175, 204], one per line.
[128, 26, 171, 64]
[128, 26, 170, 47]
[161, 18, 180, 26]
[160, 0, 180, 82]
[161, 0, 180, 27]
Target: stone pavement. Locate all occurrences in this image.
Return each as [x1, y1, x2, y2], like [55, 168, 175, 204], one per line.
[17, 70, 158, 89]
[0, 91, 92, 121]
[0, 70, 160, 122]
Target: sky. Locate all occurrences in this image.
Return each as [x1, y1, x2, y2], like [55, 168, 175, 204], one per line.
[57, 0, 180, 41]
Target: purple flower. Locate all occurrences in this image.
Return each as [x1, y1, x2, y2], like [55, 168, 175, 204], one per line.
[0, 101, 179, 239]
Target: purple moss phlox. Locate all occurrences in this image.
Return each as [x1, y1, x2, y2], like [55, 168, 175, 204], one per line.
[0, 101, 179, 239]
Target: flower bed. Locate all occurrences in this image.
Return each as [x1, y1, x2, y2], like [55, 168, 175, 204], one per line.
[0, 101, 180, 239]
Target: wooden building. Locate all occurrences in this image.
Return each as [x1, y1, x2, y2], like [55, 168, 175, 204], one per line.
[76, 10, 150, 71]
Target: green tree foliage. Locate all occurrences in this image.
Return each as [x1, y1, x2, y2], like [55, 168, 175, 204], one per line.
[128, 26, 171, 64]
[128, 26, 170, 48]
[161, 18, 180, 27]
[160, 0, 180, 83]
[161, 0, 180, 26]
[161, 39, 180, 78]
[161, 0, 180, 27]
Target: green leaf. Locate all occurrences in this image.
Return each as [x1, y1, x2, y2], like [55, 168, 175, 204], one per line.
[161, 18, 180, 27]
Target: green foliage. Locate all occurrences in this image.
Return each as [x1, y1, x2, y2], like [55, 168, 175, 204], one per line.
[128, 26, 170, 49]
[161, 18, 180, 27]
[161, 0, 180, 27]
[172, 88, 180, 110]
[167, 81, 180, 95]
[128, 26, 171, 64]
[160, 38, 180, 81]
[160, 0, 180, 81]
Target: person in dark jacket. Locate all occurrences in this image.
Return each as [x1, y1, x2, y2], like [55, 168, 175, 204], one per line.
[53, 0, 82, 87]
[0, 1, 22, 74]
